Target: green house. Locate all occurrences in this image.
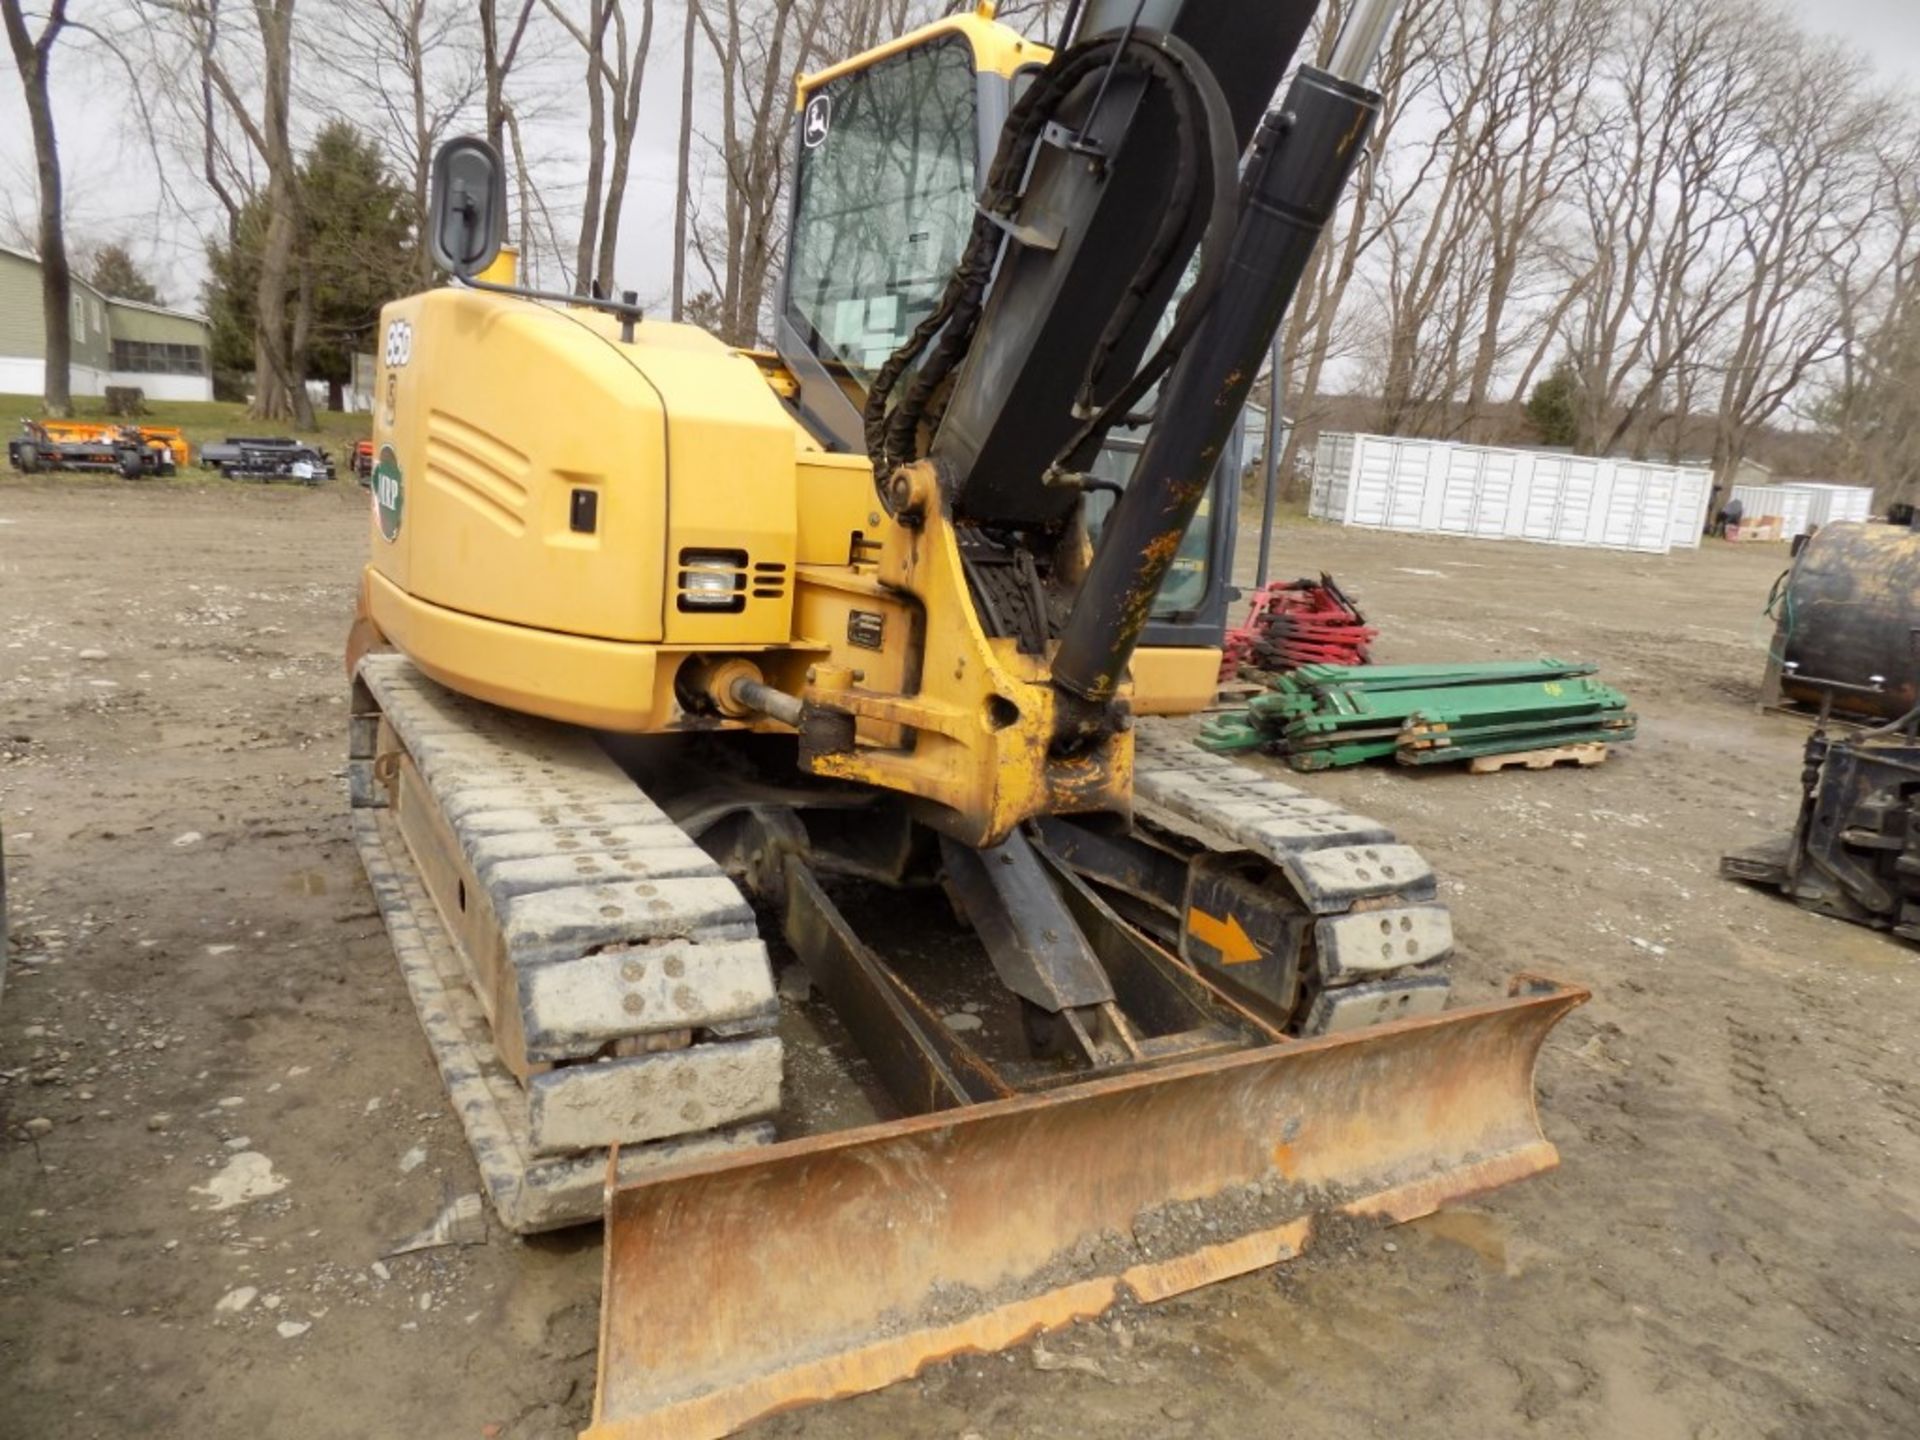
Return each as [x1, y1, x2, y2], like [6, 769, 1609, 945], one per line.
[0, 243, 213, 402]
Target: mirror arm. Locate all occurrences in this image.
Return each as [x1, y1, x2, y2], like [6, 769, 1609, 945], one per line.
[453, 277, 645, 342]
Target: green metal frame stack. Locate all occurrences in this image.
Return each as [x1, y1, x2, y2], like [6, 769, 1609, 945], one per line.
[1199, 660, 1636, 771]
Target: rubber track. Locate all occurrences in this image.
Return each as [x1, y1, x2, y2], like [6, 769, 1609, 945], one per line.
[351, 655, 781, 1231]
[353, 809, 775, 1232]
[1132, 723, 1453, 1032]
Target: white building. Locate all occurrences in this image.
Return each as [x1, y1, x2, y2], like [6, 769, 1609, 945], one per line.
[0, 243, 214, 403]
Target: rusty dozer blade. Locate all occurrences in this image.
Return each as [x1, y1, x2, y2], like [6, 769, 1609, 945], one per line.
[586, 974, 1585, 1440]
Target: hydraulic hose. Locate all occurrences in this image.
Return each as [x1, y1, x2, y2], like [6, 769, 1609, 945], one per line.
[863, 27, 1239, 500]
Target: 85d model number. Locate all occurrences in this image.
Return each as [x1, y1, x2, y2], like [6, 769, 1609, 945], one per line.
[384, 319, 414, 368]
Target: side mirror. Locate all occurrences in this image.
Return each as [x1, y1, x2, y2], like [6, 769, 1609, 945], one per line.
[427, 137, 507, 280]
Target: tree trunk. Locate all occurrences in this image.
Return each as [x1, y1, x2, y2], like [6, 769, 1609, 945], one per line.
[505, 106, 538, 281]
[672, 0, 698, 321]
[483, 2, 508, 152]
[596, 139, 632, 296]
[575, 0, 611, 292]
[254, 198, 303, 421]
[23, 64, 70, 416]
[245, 0, 313, 428]
[1708, 424, 1740, 524]
[595, 2, 657, 297]
[290, 242, 316, 428]
[483, 1, 537, 155]
[2, 0, 73, 417]
[408, 0, 435, 288]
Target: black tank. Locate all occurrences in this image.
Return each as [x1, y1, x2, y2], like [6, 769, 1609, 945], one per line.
[1781, 521, 1920, 721]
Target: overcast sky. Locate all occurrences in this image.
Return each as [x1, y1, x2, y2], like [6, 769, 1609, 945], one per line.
[1817, 0, 1920, 76]
[2, 0, 1918, 317]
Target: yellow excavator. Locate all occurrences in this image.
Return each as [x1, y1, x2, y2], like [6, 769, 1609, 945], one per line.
[344, 2, 1585, 1434]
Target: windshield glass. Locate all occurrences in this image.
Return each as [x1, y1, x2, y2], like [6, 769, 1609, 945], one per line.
[785, 39, 977, 385]
[1083, 434, 1217, 617]
[1081, 258, 1229, 621]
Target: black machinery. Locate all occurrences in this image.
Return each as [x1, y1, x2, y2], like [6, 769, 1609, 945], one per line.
[1724, 709, 1920, 944]
[7, 419, 176, 478]
[200, 436, 336, 484]
[1732, 516, 1920, 941]
[1759, 520, 1920, 724]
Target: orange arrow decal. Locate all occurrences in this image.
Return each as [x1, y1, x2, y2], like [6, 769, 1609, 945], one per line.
[1186, 906, 1261, 965]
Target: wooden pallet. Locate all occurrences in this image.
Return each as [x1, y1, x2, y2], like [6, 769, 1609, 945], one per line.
[1467, 742, 1609, 775]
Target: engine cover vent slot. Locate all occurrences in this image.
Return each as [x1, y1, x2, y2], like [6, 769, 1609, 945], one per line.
[751, 561, 788, 600]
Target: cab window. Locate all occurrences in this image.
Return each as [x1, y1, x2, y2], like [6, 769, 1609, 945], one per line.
[785, 39, 978, 385]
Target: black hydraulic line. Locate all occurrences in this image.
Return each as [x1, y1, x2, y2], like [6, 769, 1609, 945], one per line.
[1050, 66, 1384, 729]
[863, 28, 1237, 497]
[1255, 331, 1281, 589]
[1061, 35, 1238, 445]
[1069, 0, 1148, 151]
[1053, 0, 1086, 51]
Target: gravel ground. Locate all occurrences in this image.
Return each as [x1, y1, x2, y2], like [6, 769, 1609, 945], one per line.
[1, 475, 1915, 1439]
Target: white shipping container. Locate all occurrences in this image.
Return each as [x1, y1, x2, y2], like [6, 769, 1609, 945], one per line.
[1308, 432, 1712, 555]
[1309, 431, 1355, 522]
[1782, 482, 1873, 533]
[1668, 467, 1711, 550]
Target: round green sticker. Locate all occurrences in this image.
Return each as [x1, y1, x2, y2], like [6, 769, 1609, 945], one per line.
[372, 444, 404, 542]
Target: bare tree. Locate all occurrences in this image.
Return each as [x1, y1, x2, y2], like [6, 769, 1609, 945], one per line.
[991, 0, 1069, 40]
[481, 0, 539, 152]
[1275, 0, 1448, 483]
[565, 1, 614, 290]
[1560, 0, 1770, 458]
[1272, 0, 1920, 489]
[671, 0, 698, 318]
[2, 0, 75, 415]
[1367, 2, 1501, 435]
[166, 0, 315, 424]
[805, 0, 933, 59]
[1456, 0, 1610, 431]
[326, 0, 485, 286]
[1702, 39, 1885, 502]
[1360, 0, 1611, 439]
[593, 0, 656, 295]
[669, 0, 943, 333]
[544, 0, 654, 295]
[475, 0, 576, 286]
[689, 0, 829, 343]
[1826, 122, 1920, 495]
[1832, 256, 1920, 504]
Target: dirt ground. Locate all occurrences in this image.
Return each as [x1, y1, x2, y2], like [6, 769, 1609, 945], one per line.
[2, 476, 1916, 1440]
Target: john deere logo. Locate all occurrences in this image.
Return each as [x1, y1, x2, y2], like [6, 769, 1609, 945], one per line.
[372, 445, 404, 542]
[803, 93, 830, 148]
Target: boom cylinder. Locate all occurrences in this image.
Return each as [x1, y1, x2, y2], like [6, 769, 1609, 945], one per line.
[1326, 0, 1410, 82]
[1050, 64, 1384, 721]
